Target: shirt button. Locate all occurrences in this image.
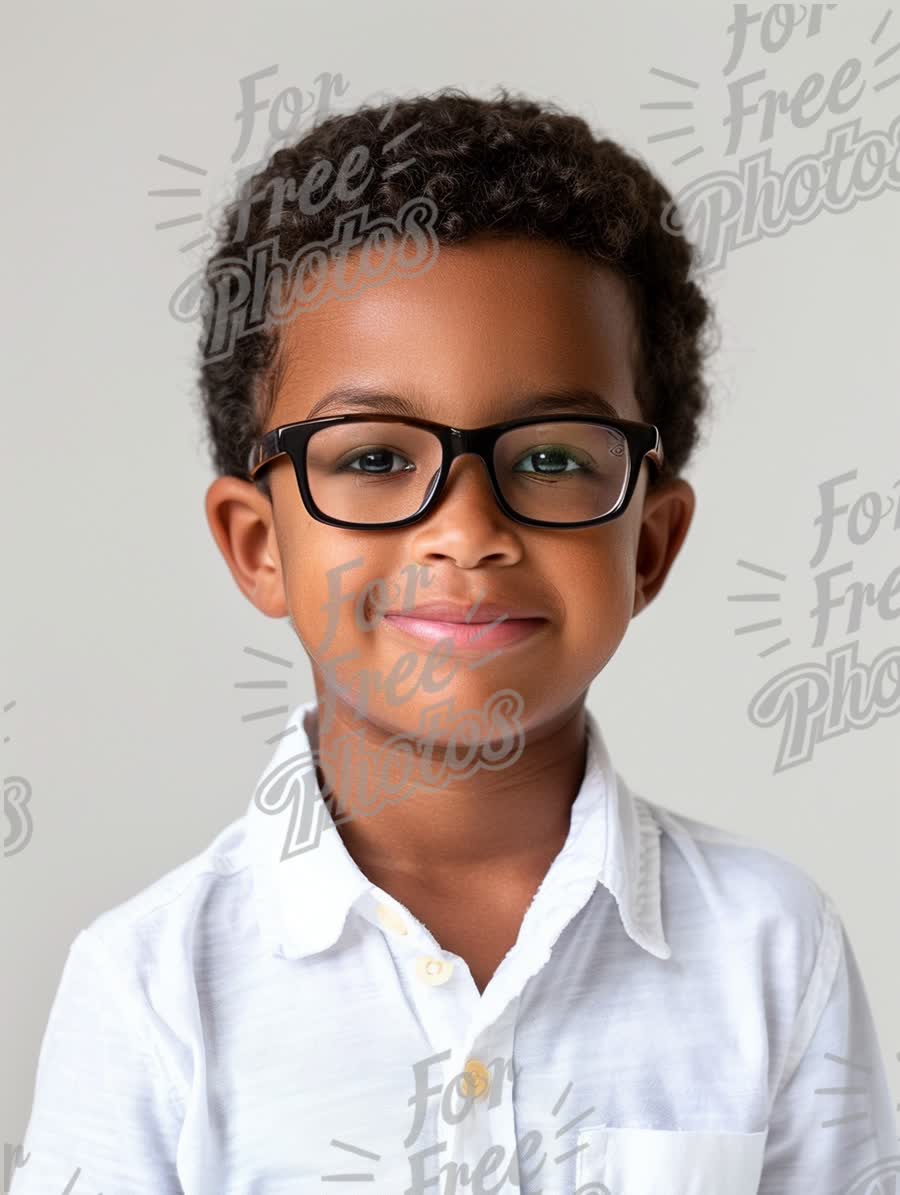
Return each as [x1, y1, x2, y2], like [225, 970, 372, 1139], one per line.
[376, 902, 409, 935]
[459, 1058, 491, 1100]
[416, 956, 454, 985]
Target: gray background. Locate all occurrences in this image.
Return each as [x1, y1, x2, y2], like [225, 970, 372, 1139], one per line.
[2, 0, 898, 1151]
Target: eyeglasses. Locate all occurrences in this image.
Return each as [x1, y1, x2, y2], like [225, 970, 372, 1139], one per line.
[247, 412, 664, 530]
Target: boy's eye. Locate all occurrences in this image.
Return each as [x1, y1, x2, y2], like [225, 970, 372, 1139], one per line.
[339, 447, 415, 475]
[511, 445, 597, 475]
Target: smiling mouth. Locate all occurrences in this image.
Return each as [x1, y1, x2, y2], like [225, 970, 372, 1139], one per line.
[381, 612, 549, 651]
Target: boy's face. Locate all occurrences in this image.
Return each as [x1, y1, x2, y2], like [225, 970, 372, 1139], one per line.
[206, 236, 694, 738]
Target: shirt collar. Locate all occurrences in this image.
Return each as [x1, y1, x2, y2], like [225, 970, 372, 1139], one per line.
[246, 699, 671, 963]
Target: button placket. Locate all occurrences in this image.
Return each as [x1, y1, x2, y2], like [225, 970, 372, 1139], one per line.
[438, 1004, 521, 1192]
[368, 893, 474, 1055]
[362, 894, 528, 1189]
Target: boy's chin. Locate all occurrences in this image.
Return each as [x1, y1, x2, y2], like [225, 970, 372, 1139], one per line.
[314, 676, 534, 746]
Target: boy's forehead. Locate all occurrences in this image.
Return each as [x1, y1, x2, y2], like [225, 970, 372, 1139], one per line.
[270, 237, 642, 426]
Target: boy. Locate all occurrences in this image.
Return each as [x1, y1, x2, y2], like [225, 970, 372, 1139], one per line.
[11, 88, 896, 1194]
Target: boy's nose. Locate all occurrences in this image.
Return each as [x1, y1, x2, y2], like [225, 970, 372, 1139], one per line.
[429, 453, 500, 514]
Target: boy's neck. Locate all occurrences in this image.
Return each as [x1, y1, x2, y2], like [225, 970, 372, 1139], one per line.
[311, 692, 589, 887]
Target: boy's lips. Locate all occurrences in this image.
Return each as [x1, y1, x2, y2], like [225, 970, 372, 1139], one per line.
[381, 599, 550, 650]
[383, 599, 549, 623]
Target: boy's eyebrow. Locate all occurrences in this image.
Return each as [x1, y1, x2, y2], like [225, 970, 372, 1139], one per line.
[303, 385, 623, 422]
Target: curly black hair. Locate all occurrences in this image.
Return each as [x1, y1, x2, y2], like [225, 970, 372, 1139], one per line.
[192, 85, 718, 500]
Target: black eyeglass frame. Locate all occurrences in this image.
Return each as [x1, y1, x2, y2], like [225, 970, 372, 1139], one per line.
[246, 412, 665, 530]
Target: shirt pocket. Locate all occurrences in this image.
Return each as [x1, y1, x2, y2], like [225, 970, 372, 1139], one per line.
[575, 1125, 769, 1194]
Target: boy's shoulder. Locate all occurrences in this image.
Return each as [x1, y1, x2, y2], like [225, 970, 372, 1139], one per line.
[638, 790, 836, 950]
[76, 810, 254, 964]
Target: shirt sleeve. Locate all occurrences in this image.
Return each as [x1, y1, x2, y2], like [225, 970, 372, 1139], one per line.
[8, 928, 184, 1194]
[756, 892, 898, 1195]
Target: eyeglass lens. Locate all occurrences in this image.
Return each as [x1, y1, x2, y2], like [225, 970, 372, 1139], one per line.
[303, 420, 631, 525]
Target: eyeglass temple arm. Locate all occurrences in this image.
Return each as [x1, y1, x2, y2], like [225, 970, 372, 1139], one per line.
[645, 427, 664, 475]
[248, 429, 282, 477]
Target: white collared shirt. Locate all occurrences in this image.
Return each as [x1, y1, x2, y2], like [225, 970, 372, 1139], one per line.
[10, 700, 897, 1194]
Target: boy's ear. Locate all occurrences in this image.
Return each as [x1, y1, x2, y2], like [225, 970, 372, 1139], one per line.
[204, 476, 290, 619]
[632, 478, 696, 616]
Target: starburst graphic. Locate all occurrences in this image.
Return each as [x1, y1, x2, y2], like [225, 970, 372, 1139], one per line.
[815, 1051, 883, 1150]
[147, 155, 210, 253]
[641, 67, 704, 167]
[729, 559, 792, 657]
[236, 645, 298, 745]
[2, 698, 17, 745]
